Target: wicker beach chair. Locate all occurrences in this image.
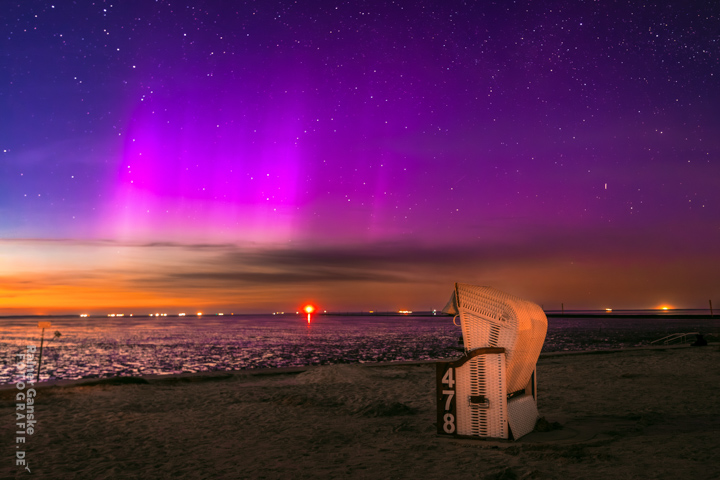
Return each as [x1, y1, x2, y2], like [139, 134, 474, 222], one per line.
[436, 283, 547, 440]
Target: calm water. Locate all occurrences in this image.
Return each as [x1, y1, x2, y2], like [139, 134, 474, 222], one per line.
[1, 314, 717, 384]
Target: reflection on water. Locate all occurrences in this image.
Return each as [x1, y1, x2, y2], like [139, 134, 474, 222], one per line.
[1, 315, 459, 384]
[1, 314, 717, 384]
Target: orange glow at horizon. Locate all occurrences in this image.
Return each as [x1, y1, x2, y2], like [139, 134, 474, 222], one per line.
[0, 274, 227, 316]
[2, 238, 719, 317]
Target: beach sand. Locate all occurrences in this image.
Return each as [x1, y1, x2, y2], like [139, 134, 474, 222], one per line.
[2, 345, 719, 479]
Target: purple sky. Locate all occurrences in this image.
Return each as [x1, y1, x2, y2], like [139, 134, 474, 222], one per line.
[1, 1, 718, 314]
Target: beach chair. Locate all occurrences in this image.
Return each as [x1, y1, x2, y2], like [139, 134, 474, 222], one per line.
[436, 283, 547, 440]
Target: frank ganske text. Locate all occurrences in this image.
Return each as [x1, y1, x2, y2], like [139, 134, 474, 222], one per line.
[15, 345, 37, 473]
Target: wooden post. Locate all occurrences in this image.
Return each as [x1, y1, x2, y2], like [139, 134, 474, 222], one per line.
[710, 300, 714, 317]
[36, 321, 51, 383]
[36, 329, 45, 383]
[561, 303, 564, 315]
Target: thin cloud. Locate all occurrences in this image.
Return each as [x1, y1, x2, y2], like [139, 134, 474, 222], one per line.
[166, 269, 406, 285]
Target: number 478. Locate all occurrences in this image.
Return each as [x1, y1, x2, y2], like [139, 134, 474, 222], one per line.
[441, 367, 455, 434]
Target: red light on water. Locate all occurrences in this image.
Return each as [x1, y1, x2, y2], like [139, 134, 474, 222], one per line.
[303, 304, 315, 324]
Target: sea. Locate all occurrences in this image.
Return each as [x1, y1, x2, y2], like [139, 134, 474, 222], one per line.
[1, 312, 717, 385]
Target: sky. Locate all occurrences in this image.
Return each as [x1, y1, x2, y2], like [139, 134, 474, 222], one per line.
[1, 0, 718, 315]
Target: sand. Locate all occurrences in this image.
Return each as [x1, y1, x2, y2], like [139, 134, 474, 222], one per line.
[2, 345, 720, 479]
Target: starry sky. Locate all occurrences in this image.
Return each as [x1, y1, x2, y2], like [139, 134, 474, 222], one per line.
[1, 1, 718, 315]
